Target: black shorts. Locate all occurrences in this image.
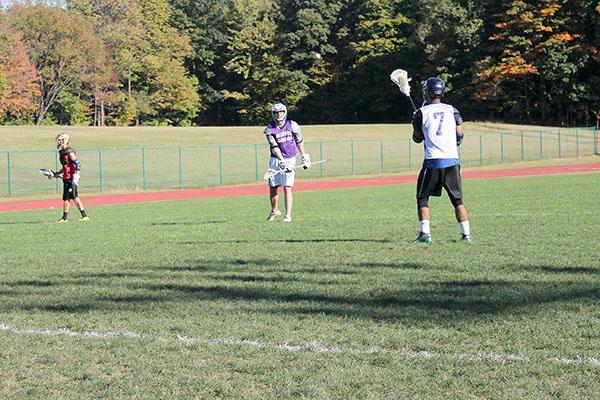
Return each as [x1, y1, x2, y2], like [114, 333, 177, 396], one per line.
[416, 165, 463, 200]
[62, 180, 79, 201]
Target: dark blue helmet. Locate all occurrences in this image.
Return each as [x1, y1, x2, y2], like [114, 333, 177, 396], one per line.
[422, 77, 445, 99]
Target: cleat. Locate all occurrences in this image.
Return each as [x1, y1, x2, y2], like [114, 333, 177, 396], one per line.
[461, 234, 472, 243]
[79, 216, 90, 222]
[267, 210, 281, 221]
[283, 215, 292, 223]
[57, 218, 68, 223]
[413, 232, 432, 244]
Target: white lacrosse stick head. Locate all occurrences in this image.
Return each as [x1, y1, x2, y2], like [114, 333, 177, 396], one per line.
[38, 168, 54, 177]
[390, 69, 412, 97]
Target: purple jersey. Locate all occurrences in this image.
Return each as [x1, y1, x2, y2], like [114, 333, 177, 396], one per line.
[264, 120, 303, 158]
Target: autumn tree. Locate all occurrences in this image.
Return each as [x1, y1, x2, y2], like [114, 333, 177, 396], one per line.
[472, 0, 592, 123]
[68, 0, 199, 125]
[0, 16, 40, 120]
[8, 4, 103, 124]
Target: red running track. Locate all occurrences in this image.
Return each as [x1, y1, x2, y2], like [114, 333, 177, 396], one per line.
[1, 163, 599, 213]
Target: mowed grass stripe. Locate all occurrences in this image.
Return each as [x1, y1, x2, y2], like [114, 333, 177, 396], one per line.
[0, 172, 598, 398]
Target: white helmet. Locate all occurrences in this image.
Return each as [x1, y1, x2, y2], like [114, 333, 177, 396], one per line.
[55, 133, 70, 148]
[271, 103, 287, 123]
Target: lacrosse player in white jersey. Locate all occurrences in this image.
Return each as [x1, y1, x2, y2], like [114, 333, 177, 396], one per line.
[412, 77, 471, 243]
[264, 103, 311, 222]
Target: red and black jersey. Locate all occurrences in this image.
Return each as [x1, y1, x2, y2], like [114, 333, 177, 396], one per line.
[59, 147, 77, 181]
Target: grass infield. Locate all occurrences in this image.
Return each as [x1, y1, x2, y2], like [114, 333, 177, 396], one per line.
[0, 172, 598, 398]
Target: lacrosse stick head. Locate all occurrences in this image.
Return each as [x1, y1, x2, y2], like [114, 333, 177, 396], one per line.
[390, 69, 411, 97]
[38, 168, 54, 177]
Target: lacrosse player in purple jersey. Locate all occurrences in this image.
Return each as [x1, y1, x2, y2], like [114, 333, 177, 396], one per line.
[264, 103, 311, 222]
[412, 77, 471, 243]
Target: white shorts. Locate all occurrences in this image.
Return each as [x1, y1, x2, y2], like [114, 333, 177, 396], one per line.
[268, 156, 296, 187]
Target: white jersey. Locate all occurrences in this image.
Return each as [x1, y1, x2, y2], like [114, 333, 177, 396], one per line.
[420, 103, 459, 160]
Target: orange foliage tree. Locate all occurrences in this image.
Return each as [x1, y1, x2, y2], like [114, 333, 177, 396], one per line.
[0, 18, 40, 119]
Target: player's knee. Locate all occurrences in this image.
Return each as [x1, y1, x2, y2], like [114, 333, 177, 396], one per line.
[450, 197, 463, 207]
[417, 197, 429, 208]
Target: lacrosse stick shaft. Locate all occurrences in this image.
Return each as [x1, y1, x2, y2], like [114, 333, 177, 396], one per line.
[406, 96, 417, 112]
[264, 159, 329, 180]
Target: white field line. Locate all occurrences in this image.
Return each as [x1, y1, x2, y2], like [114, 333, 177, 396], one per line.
[0, 323, 598, 367]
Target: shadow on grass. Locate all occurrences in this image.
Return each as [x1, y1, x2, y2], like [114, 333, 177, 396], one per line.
[526, 265, 600, 275]
[348, 262, 434, 270]
[10, 279, 57, 287]
[4, 260, 598, 326]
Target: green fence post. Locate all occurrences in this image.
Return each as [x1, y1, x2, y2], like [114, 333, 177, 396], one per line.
[142, 147, 147, 190]
[351, 140, 355, 175]
[319, 141, 324, 177]
[480, 133, 484, 166]
[557, 129, 561, 158]
[254, 144, 259, 181]
[540, 130, 543, 160]
[576, 128, 579, 157]
[54, 150, 60, 193]
[408, 138, 412, 170]
[219, 144, 224, 185]
[500, 131, 504, 163]
[179, 146, 184, 189]
[6, 151, 11, 196]
[98, 148, 104, 192]
[520, 131, 524, 161]
[595, 126, 598, 155]
[380, 140, 384, 174]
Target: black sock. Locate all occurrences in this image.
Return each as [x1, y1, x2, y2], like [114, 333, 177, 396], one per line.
[62, 212, 68, 220]
[80, 209, 87, 218]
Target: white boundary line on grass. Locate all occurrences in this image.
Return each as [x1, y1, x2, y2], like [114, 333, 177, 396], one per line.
[1, 323, 598, 368]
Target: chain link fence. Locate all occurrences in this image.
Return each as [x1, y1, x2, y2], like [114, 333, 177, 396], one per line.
[1, 128, 597, 197]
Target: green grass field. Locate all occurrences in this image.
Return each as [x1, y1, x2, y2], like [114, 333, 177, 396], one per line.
[0, 122, 592, 150]
[0, 172, 598, 398]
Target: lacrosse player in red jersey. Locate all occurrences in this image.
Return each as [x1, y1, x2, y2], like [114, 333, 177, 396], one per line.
[412, 78, 471, 243]
[50, 133, 90, 223]
[264, 103, 311, 222]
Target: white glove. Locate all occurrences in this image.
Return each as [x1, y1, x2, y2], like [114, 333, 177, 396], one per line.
[301, 154, 311, 169]
[278, 160, 293, 173]
[72, 173, 80, 186]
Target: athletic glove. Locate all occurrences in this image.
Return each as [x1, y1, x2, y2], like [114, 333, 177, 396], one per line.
[456, 134, 464, 146]
[72, 173, 80, 186]
[301, 154, 311, 169]
[278, 160, 293, 173]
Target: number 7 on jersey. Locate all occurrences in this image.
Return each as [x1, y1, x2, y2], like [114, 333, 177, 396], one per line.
[433, 111, 445, 136]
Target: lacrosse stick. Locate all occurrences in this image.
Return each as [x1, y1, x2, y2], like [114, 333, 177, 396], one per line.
[38, 168, 62, 179]
[263, 159, 329, 180]
[390, 69, 417, 111]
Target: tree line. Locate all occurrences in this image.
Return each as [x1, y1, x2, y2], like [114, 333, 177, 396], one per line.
[1, 0, 598, 127]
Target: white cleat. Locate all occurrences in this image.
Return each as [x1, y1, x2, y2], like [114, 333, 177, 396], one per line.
[283, 215, 292, 223]
[267, 210, 281, 221]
